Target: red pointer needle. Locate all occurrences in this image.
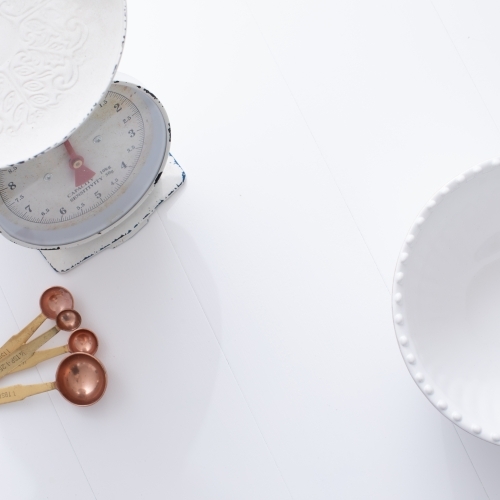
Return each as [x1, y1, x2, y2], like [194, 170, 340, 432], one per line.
[64, 140, 96, 187]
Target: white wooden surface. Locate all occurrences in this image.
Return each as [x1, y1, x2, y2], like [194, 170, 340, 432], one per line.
[1, 0, 500, 498]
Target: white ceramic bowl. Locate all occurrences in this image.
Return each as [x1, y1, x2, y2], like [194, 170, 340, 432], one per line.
[0, 0, 127, 168]
[393, 157, 500, 443]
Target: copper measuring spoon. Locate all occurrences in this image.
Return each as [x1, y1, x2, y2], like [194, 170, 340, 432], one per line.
[11, 329, 98, 374]
[0, 287, 74, 361]
[0, 353, 107, 406]
[0, 310, 81, 379]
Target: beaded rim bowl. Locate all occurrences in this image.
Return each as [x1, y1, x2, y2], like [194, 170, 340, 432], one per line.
[393, 157, 500, 444]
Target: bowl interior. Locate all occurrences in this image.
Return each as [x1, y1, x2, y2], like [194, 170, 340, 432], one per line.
[404, 166, 500, 430]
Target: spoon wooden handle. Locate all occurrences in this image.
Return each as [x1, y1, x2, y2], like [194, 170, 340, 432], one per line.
[0, 382, 56, 405]
[10, 345, 70, 374]
[0, 326, 60, 379]
[0, 313, 46, 361]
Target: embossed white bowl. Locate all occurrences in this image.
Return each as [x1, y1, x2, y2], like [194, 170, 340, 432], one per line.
[0, 0, 127, 168]
[393, 158, 500, 443]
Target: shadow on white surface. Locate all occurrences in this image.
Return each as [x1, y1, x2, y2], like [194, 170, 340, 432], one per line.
[456, 427, 500, 499]
[440, 422, 489, 500]
[0, 219, 222, 496]
[0, 438, 36, 499]
[42, 216, 223, 498]
[0, 210, 290, 499]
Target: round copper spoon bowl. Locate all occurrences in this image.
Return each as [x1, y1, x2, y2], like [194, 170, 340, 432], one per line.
[40, 287, 74, 318]
[56, 353, 107, 406]
[56, 310, 82, 331]
[68, 329, 99, 355]
[0, 286, 74, 360]
[0, 353, 107, 406]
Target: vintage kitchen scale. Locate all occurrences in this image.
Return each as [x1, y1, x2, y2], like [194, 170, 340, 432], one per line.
[0, 0, 184, 272]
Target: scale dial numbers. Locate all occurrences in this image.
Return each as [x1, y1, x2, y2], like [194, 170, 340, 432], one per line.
[0, 82, 169, 248]
[0, 91, 145, 224]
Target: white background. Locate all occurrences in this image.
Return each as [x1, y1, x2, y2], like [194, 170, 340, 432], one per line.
[2, 0, 500, 498]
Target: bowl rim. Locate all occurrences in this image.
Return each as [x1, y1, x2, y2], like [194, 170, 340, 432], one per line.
[392, 156, 500, 445]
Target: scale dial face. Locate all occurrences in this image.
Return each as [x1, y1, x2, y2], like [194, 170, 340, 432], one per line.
[0, 82, 170, 248]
